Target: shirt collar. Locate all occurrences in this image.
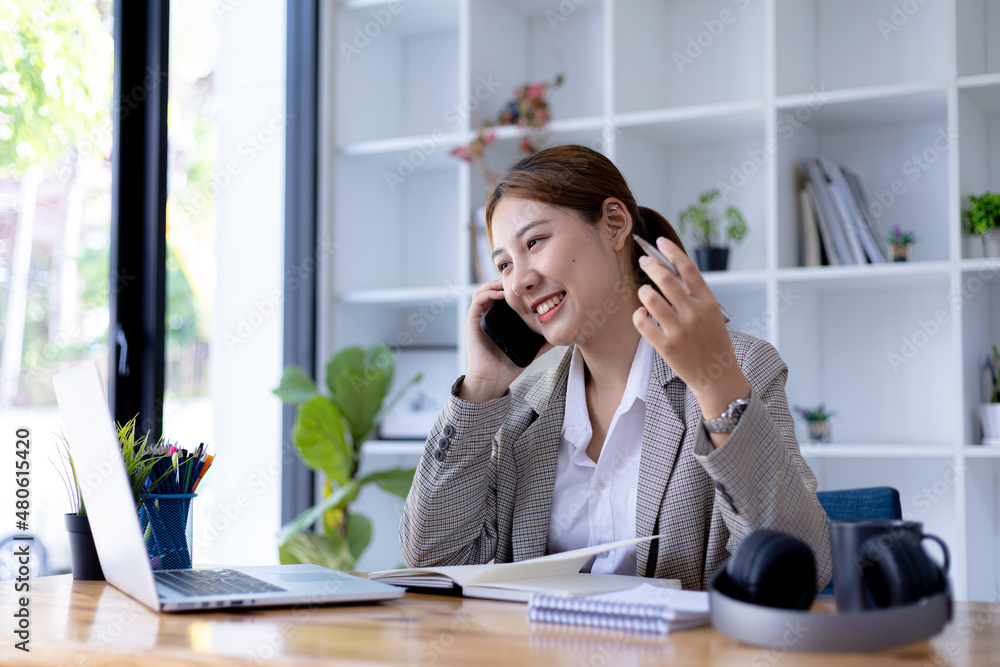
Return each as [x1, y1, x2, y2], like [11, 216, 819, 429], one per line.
[562, 337, 655, 446]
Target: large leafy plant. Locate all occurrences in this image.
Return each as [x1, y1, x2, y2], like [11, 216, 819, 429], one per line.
[678, 188, 748, 249]
[273, 345, 420, 570]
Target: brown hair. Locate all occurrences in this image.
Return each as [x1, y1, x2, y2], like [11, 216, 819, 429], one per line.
[485, 144, 685, 290]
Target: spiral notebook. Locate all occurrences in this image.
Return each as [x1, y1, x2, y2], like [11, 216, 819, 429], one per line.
[528, 583, 710, 634]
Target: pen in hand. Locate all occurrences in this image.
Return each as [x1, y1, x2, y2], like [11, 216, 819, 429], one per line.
[633, 234, 732, 323]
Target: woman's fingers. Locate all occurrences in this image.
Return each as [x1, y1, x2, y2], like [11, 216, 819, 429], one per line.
[657, 237, 710, 294]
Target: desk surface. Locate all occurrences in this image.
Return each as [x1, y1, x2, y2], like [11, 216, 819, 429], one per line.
[3, 575, 999, 666]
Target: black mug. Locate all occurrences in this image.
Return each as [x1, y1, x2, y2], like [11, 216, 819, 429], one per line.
[830, 519, 949, 613]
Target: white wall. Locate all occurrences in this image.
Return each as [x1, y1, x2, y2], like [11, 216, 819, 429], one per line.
[196, 0, 286, 567]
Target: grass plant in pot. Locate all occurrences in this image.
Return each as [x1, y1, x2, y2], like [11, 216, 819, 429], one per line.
[981, 345, 1000, 445]
[678, 188, 748, 272]
[966, 192, 1000, 258]
[273, 345, 420, 570]
[52, 436, 103, 580]
[54, 417, 174, 579]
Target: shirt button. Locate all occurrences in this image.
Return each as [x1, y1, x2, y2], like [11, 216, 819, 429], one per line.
[594, 480, 605, 491]
[598, 551, 610, 558]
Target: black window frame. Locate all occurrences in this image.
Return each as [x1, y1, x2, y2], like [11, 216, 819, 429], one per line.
[109, 0, 169, 440]
[110, 0, 317, 524]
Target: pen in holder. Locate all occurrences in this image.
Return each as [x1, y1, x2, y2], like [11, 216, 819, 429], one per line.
[139, 493, 197, 570]
[137, 440, 214, 570]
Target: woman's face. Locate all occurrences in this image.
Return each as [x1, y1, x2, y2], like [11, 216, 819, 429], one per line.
[489, 196, 633, 348]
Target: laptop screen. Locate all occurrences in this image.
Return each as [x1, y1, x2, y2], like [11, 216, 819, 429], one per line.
[53, 361, 161, 610]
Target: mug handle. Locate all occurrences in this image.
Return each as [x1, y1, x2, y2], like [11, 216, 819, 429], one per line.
[920, 533, 950, 574]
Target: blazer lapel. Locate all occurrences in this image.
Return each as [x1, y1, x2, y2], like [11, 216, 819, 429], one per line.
[635, 355, 688, 573]
[509, 348, 573, 562]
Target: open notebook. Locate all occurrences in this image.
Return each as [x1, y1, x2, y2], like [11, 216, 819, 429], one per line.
[368, 535, 680, 603]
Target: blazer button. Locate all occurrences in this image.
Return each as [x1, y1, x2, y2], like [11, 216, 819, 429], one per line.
[443, 425, 455, 438]
[433, 449, 445, 462]
[437, 438, 450, 451]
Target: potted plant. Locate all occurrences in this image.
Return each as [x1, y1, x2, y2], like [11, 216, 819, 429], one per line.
[793, 403, 835, 443]
[273, 345, 421, 570]
[966, 192, 1000, 257]
[678, 188, 748, 272]
[981, 345, 1000, 444]
[53, 417, 173, 579]
[885, 225, 917, 262]
[52, 435, 104, 580]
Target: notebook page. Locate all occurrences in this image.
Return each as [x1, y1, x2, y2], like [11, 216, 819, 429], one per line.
[466, 534, 662, 585]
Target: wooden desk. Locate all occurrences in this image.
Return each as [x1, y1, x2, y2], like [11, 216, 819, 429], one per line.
[3, 575, 999, 666]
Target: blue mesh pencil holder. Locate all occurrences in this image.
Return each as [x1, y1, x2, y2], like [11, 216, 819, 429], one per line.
[139, 493, 196, 570]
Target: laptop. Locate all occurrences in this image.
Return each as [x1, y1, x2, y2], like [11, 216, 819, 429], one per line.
[52, 361, 404, 612]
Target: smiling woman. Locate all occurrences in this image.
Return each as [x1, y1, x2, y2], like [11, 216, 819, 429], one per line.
[399, 144, 833, 592]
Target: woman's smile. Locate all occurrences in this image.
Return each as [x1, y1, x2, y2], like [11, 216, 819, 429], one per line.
[535, 292, 566, 323]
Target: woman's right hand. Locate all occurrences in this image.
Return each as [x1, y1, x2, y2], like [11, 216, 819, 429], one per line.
[460, 280, 550, 403]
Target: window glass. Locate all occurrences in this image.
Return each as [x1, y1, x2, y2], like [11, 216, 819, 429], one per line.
[0, 0, 114, 575]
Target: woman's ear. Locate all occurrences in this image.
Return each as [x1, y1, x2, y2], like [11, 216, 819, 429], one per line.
[604, 198, 632, 251]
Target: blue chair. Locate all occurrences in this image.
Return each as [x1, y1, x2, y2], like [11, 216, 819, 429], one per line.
[816, 486, 902, 593]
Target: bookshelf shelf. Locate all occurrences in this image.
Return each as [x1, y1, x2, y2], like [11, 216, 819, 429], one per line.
[964, 446, 1000, 458]
[322, 0, 1000, 599]
[801, 444, 955, 459]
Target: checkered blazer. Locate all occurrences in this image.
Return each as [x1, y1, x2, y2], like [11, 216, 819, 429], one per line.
[399, 331, 833, 591]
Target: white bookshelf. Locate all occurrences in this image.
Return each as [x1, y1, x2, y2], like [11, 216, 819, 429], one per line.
[321, 0, 1000, 597]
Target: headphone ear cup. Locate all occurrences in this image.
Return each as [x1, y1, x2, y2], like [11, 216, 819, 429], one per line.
[726, 529, 816, 610]
[860, 535, 944, 609]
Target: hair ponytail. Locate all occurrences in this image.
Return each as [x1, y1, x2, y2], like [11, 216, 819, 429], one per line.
[632, 206, 686, 289]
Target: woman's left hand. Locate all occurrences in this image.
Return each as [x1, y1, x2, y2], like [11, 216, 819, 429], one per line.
[631, 237, 751, 422]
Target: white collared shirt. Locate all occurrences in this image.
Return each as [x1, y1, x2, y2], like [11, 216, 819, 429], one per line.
[545, 337, 653, 575]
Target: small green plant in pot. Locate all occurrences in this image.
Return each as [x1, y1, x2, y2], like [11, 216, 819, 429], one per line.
[966, 192, 1000, 257]
[678, 188, 748, 272]
[273, 345, 421, 571]
[980, 344, 1000, 444]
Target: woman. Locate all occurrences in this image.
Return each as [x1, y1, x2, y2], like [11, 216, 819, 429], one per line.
[399, 145, 831, 591]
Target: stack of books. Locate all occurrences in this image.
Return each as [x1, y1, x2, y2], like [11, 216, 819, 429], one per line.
[528, 583, 710, 634]
[799, 157, 889, 266]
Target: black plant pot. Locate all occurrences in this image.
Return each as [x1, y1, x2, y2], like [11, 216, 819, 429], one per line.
[695, 246, 730, 272]
[65, 513, 105, 580]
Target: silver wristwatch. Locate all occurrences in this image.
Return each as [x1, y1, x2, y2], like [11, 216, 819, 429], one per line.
[703, 398, 750, 433]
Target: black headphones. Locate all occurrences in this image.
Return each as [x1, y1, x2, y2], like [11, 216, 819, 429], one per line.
[710, 529, 952, 652]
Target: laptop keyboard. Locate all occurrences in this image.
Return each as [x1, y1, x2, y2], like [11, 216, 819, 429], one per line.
[155, 568, 287, 597]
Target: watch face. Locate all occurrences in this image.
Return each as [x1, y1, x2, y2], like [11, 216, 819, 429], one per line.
[728, 399, 749, 420]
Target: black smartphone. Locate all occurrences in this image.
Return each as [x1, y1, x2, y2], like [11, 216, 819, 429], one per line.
[480, 298, 546, 368]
